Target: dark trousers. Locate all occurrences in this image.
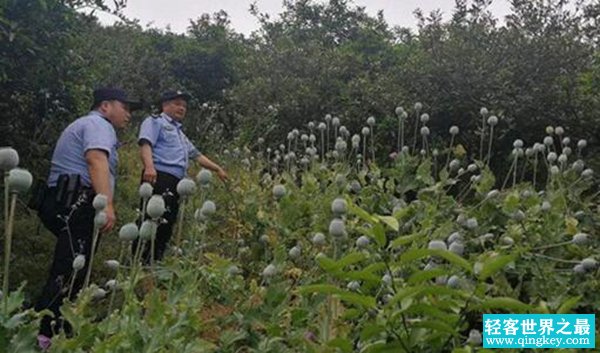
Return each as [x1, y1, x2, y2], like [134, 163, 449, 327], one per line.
[133, 170, 180, 263]
[34, 187, 96, 338]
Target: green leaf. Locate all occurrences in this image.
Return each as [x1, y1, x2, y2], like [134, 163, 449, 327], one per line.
[361, 324, 386, 341]
[348, 201, 379, 224]
[327, 338, 353, 353]
[377, 215, 399, 231]
[407, 268, 449, 285]
[337, 251, 369, 269]
[557, 296, 581, 314]
[390, 234, 420, 248]
[416, 159, 435, 186]
[478, 254, 517, 280]
[474, 297, 532, 313]
[372, 223, 386, 247]
[396, 248, 472, 273]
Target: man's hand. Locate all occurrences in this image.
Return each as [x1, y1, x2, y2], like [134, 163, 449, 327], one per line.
[102, 203, 116, 233]
[143, 166, 158, 184]
[216, 167, 229, 182]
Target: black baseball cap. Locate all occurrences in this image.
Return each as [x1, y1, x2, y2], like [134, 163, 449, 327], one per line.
[160, 90, 191, 104]
[92, 87, 142, 111]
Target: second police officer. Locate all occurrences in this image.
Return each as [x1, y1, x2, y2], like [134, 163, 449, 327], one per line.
[136, 90, 228, 262]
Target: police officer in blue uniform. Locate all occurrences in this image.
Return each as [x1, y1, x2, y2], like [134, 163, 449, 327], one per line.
[136, 90, 227, 262]
[34, 88, 140, 349]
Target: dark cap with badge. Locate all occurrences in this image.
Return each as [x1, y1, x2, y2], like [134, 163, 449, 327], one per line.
[92, 87, 142, 111]
[160, 90, 191, 104]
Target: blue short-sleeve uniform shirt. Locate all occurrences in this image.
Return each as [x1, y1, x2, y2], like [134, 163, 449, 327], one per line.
[138, 112, 200, 179]
[47, 111, 119, 191]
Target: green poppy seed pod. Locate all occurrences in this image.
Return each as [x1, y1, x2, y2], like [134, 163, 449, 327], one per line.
[420, 113, 429, 124]
[550, 166, 559, 176]
[562, 137, 570, 146]
[449, 159, 460, 171]
[356, 235, 370, 248]
[139, 220, 157, 241]
[424, 261, 437, 271]
[279, 144, 285, 152]
[349, 180, 361, 194]
[312, 233, 326, 246]
[546, 126, 555, 135]
[227, 265, 241, 276]
[105, 260, 120, 270]
[467, 330, 482, 346]
[72, 254, 85, 271]
[139, 182, 153, 199]
[541, 201, 551, 211]
[547, 152, 557, 163]
[194, 208, 207, 222]
[428, 240, 447, 251]
[555, 126, 564, 136]
[449, 242, 464, 255]
[105, 279, 117, 291]
[7, 168, 32, 194]
[420, 126, 430, 136]
[292, 129, 299, 137]
[146, 195, 166, 219]
[501, 236, 514, 246]
[267, 105, 275, 112]
[119, 223, 139, 242]
[201, 200, 216, 216]
[563, 147, 572, 156]
[361, 127, 370, 136]
[401, 146, 409, 153]
[329, 219, 346, 238]
[273, 184, 286, 200]
[535, 143, 546, 153]
[324, 114, 332, 122]
[331, 198, 347, 216]
[449, 126, 459, 135]
[0, 147, 19, 170]
[309, 134, 316, 143]
[287, 132, 294, 141]
[448, 232, 463, 243]
[465, 218, 478, 229]
[196, 169, 212, 186]
[479, 233, 494, 242]
[382, 274, 392, 285]
[432, 149, 439, 157]
[332, 117, 340, 127]
[487, 115, 498, 126]
[300, 157, 309, 166]
[92, 194, 108, 211]
[308, 121, 315, 130]
[467, 164, 477, 173]
[92, 287, 107, 300]
[574, 264, 586, 274]
[395, 106, 404, 116]
[572, 160, 585, 172]
[577, 139, 587, 149]
[367, 116, 375, 126]
[339, 126, 349, 136]
[414, 102, 423, 112]
[289, 246, 301, 259]
[318, 122, 326, 131]
[351, 134, 360, 148]
[573, 233, 589, 245]
[331, 150, 339, 159]
[300, 134, 309, 142]
[582, 257, 597, 271]
[257, 137, 265, 145]
[480, 107, 489, 117]
[347, 281, 360, 291]
[582, 168, 594, 178]
[94, 211, 107, 227]
[335, 174, 346, 188]
[513, 139, 523, 148]
[447, 275, 461, 288]
[558, 154, 568, 164]
[262, 264, 277, 277]
[525, 147, 534, 157]
[543, 136, 554, 146]
[176, 178, 196, 197]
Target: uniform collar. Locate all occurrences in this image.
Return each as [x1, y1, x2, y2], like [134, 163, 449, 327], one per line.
[90, 110, 114, 126]
[160, 112, 183, 129]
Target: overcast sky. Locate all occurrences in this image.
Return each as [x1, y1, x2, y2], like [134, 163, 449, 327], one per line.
[96, 0, 513, 35]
